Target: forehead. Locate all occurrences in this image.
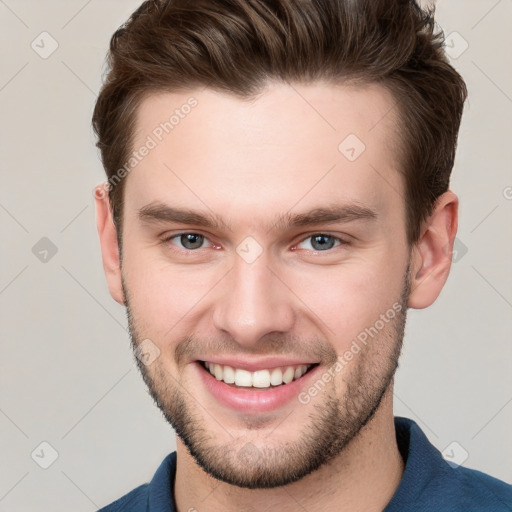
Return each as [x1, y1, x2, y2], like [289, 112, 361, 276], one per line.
[125, 81, 403, 228]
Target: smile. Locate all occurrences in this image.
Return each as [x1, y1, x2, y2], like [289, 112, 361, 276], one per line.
[200, 360, 318, 389]
[196, 360, 322, 412]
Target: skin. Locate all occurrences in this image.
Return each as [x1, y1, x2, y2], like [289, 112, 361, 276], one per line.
[96, 81, 458, 512]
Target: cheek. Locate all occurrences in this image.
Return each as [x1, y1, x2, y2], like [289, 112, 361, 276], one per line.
[283, 258, 405, 347]
[122, 250, 213, 337]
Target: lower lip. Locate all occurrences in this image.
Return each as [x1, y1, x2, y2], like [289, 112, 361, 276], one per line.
[195, 361, 321, 413]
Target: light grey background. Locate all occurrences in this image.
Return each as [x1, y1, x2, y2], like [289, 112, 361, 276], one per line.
[0, 1, 511, 510]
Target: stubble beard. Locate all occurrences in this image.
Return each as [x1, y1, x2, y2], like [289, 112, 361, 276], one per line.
[123, 264, 411, 489]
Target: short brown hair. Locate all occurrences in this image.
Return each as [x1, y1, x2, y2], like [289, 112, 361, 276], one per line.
[92, 0, 467, 246]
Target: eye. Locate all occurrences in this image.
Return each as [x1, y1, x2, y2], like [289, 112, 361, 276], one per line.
[161, 232, 348, 254]
[164, 233, 212, 251]
[295, 234, 348, 252]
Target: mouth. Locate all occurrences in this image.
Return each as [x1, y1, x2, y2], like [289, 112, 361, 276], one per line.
[198, 360, 321, 390]
[195, 359, 324, 412]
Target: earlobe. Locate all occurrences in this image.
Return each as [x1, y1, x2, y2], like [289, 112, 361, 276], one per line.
[94, 184, 126, 305]
[408, 190, 459, 309]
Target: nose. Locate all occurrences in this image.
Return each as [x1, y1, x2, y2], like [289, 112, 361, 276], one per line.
[212, 251, 295, 347]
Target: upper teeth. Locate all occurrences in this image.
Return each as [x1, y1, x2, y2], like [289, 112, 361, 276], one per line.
[204, 362, 313, 388]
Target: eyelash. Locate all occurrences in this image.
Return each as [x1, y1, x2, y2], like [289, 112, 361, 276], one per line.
[161, 232, 350, 254]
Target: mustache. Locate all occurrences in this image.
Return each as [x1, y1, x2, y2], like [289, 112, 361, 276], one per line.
[173, 333, 338, 368]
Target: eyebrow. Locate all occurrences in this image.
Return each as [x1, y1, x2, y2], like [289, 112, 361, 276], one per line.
[138, 201, 378, 232]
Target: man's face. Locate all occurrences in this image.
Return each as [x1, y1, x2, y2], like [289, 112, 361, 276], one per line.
[119, 82, 412, 488]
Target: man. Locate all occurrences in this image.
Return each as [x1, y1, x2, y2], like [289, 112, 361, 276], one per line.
[92, 0, 512, 510]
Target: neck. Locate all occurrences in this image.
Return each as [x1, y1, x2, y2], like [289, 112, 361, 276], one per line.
[174, 385, 404, 512]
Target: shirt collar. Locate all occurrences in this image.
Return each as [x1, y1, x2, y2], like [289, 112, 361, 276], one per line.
[384, 416, 451, 510]
[148, 451, 177, 512]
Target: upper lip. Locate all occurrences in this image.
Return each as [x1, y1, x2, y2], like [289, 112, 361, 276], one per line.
[196, 357, 319, 372]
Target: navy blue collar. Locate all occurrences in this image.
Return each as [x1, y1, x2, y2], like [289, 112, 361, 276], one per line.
[147, 450, 177, 511]
[384, 416, 450, 510]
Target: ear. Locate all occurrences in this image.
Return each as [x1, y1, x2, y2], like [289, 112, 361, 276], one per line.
[408, 190, 458, 309]
[94, 184, 125, 305]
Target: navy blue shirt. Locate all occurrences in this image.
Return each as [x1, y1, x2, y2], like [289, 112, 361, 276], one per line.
[98, 417, 512, 511]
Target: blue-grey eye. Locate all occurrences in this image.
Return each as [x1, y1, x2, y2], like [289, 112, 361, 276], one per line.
[311, 234, 337, 251]
[297, 234, 342, 251]
[179, 233, 205, 250]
